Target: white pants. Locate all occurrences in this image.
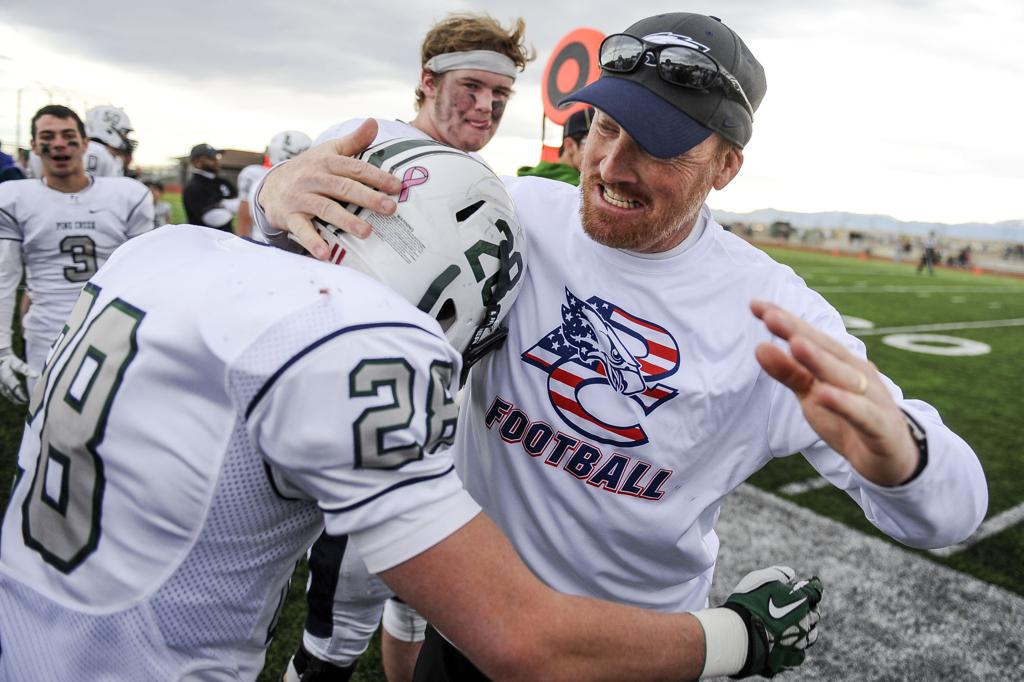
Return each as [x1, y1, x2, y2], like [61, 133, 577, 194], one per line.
[301, 533, 426, 666]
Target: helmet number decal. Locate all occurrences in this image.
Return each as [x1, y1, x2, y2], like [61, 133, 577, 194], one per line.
[464, 218, 523, 307]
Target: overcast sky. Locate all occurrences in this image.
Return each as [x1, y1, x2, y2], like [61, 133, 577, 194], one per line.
[1, 0, 1021, 225]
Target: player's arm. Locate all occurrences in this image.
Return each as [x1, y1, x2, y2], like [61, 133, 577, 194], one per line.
[378, 514, 822, 680]
[252, 118, 401, 259]
[755, 298, 987, 547]
[0, 238, 35, 404]
[0, 238, 22, 350]
[0, 191, 35, 404]
[237, 168, 268, 238]
[125, 181, 156, 237]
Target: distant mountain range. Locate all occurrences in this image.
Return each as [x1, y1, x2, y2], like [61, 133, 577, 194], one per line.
[710, 208, 1024, 243]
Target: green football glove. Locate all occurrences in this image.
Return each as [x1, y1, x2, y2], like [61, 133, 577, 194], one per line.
[722, 565, 823, 678]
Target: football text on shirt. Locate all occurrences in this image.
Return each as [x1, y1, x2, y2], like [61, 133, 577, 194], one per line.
[482, 395, 673, 501]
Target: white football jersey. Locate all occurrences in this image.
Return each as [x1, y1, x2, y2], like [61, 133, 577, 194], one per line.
[237, 163, 268, 205]
[0, 225, 478, 680]
[27, 152, 42, 179]
[453, 176, 988, 613]
[0, 176, 153, 354]
[83, 140, 124, 177]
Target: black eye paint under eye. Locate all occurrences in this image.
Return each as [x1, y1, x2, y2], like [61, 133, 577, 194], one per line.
[491, 98, 506, 121]
[39, 143, 51, 157]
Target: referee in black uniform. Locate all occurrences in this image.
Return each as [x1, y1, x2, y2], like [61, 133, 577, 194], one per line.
[183, 143, 237, 232]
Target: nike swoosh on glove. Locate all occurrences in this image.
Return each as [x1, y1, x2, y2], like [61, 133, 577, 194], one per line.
[723, 565, 824, 678]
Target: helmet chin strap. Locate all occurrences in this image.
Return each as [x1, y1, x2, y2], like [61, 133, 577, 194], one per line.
[460, 313, 507, 385]
[459, 230, 519, 382]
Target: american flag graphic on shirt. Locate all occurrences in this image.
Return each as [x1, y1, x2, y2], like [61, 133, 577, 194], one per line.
[522, 288, 680, 446]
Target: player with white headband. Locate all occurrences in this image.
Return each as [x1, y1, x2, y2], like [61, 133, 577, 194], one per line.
[423, 49, 519, 77]
[268, 13, 537, 682]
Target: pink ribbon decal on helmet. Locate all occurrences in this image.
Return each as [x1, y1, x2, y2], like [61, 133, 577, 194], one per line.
[398, 166, 429, 203]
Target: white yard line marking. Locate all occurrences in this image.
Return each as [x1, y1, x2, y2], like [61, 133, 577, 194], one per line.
[929, 502, 1024, 557]
[851, 318, 1024, 336]
[814, 286, 1023, 294]
[778, 477, 832, 495]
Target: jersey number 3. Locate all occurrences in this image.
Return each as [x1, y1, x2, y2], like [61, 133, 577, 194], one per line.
[22, 283, 144, 573]
[60, 235, 99, 283]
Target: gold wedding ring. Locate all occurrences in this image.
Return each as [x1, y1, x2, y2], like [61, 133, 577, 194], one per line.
[854, 371, 868, 395]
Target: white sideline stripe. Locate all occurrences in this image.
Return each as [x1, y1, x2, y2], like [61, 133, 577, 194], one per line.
[814, 285, 1022, 294]
[851, 318, 1024, 336]
[714, 485, 1024, 679]
[929, 502, 1024, 557]
[778, 476, 831, 495]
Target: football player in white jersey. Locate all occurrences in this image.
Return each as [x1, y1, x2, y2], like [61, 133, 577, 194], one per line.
[255, 14, 533, 682]
[253, 12, 989, 681]
[0, 105, 153, 406]
[236, 130, 311, 238]
[83, 105, 136, 177]
[25, 151, 43, 179]
[0, 132, 822, 682]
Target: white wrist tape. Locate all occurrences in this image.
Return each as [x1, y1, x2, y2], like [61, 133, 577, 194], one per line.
[691, 608, 748, 678]
[382, 597, 427, 642]
[424, 50, 518, 78]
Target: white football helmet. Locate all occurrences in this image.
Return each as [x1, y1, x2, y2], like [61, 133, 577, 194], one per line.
[316, 137, 526, 366]
[85, 105, 136, 153]
[267, 130, 312, 166]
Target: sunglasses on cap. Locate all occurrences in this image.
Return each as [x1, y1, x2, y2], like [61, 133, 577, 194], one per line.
[598, 33, 754, 118]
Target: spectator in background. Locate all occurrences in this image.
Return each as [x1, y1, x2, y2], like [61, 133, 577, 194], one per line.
[183, 143, 237, 232]
[0, 141, 26, 183]
[145, 179, 173, 227]
[957, 245, 972, 268]
[516, 106, 593, 185]
[236, 130, 311, 238]
[917, 230, 938, 275]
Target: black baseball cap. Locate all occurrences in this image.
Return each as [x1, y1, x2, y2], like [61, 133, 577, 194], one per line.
[563, 107, 594, 140]
[561, 13, 766, 158]
[190, 143, 221, 160]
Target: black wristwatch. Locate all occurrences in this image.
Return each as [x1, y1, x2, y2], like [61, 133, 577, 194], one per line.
[898, 409, 929, 485]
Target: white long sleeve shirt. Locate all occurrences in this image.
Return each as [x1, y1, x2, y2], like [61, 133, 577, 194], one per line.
[253, 122, 988, 614]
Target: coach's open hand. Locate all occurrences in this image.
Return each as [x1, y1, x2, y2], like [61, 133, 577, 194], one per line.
[751, 300, 920, 486]
[255, 119, 402, 260]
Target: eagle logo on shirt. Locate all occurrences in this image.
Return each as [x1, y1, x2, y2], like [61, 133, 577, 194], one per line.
[522, 288, 680, 446]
